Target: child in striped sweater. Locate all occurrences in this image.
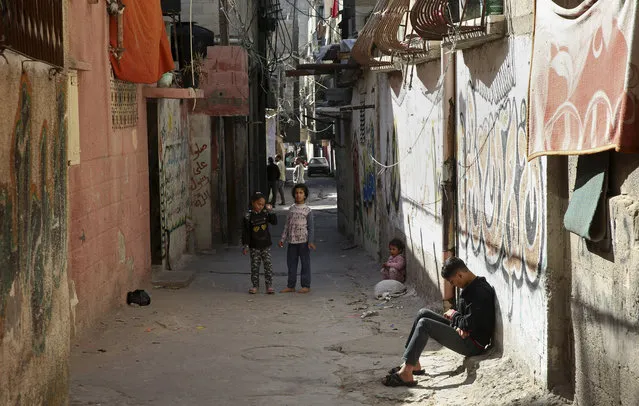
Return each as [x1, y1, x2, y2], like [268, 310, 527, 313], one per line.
[279, 184, 316, 293]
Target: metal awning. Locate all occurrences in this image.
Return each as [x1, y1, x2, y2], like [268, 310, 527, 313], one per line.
[285, 63, 360, 77]
[315, 104, 376, 117]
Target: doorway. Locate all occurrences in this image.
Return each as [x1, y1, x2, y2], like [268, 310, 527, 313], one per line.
[147, 100, 163, 265]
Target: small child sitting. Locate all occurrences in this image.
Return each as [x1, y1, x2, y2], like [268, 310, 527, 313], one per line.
[381, 238, 406, 283]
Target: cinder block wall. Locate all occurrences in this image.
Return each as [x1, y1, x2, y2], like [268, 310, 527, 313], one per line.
[569, 154, 639, 406]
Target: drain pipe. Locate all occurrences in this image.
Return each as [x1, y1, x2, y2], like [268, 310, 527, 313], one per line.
[441, 45, 457, 310]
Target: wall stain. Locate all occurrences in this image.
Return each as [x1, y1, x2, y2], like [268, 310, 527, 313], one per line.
[0, 73, 67, 353]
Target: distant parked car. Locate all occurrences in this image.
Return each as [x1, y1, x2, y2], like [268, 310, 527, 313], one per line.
[307, 157, 331, 177]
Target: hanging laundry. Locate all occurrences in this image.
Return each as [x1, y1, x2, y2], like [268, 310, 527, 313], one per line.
[564, 152, 610, 242]
[331, 0, 339, 18]
[528, 0, 639, 160]
[108, 0, 175, 84]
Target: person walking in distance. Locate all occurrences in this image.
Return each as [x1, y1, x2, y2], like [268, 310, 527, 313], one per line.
[279, 184, 315, 293]
[266, 157, 280, 206]
[293, 158, 305, 184]
[275, 154, 286, 205]
[242, 192, 278, 294]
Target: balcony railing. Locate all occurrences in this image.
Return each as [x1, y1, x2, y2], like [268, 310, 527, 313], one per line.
[0, 0, 64, 67]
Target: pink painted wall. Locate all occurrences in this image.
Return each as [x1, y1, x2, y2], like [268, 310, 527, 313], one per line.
[193, 46, 249, 116]
[67, 1, 151, 334]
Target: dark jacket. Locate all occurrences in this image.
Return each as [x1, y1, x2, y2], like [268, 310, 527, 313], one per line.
[267, 163, 280, 182]
[242, 209, 278, 249]
[451, 276, 495, 348]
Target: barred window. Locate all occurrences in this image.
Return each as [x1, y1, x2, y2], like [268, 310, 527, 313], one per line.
[0, 0, 64, 67]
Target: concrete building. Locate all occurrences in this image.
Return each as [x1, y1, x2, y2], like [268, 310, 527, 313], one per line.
[338, 0, 639, 404]
[0, 50, 71, 406]
[0, 0, 261, 402]
[0, 0, 156, 402]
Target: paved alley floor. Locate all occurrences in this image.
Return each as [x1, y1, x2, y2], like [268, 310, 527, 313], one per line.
[70, 178, 570, 406]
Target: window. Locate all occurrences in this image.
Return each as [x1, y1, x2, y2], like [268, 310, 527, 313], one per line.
[0, 0, 64, 67]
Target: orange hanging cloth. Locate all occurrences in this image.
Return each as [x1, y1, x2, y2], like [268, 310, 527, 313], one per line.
[109, 0, 175, 84]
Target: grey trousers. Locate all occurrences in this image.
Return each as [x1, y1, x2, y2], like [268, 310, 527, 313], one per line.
[402, 309, 483, 365]
[277, 180, 286, 204]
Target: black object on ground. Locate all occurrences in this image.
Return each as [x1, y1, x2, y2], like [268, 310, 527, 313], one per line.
[127, 290, 151, 306]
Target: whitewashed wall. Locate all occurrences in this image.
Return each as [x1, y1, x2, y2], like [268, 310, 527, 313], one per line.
[350, 73, 380, 255]
[456, 35, 549, 384]
[382, 62, 444, 296]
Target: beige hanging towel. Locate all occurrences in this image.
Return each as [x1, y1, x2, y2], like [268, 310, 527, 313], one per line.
[528, 0, 639, 160]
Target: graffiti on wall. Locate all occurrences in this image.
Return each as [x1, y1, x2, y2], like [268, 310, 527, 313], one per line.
[158, 100, 189, 252]
[0, 73, 67, 352]
[458, 84, 545, 289]
[190, 141, 210, 208]
[352, 131, 379, 246]
[383, 122, 401, 215]
[362, 120, 376, 208]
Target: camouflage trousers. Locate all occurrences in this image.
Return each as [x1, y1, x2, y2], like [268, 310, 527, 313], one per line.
[250, 248, 273, 288]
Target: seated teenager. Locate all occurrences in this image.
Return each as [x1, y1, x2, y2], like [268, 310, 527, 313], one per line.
[382, 257, 496, 387]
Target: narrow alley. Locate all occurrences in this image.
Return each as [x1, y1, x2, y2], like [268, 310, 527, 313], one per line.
[4, 1, 639, 405]
[70, 178, 567, 406]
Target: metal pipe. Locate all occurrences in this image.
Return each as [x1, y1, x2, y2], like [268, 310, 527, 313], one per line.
[441, 46, 456, 310]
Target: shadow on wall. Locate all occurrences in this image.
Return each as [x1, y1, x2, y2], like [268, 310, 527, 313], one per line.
[404, 201, 443, 301]
[581, 152, 639, 262]
[416, 63, 441, 92]
[377, 71, 426, 295]
[572, 291, 639, 405]
[379, 69, 444, 301]
[461, 38, 515, 104]
[492, 291, 505, 353]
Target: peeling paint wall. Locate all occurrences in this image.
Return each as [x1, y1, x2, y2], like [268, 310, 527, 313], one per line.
[189, 114, 213, 250]
[0, 54, 70, 405]
[158, 100, 191, 264]
[67, 0, 151, 334]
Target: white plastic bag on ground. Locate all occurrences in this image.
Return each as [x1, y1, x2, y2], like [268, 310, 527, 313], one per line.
[374, 280, 407, 300]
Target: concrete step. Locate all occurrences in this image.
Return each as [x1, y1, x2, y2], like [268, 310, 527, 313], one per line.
[151, 264, 195, 289]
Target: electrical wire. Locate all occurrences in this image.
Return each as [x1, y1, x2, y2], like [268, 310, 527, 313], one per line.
[364, 5, 512, 208]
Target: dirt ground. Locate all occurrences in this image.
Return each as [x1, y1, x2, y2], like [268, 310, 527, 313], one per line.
[70, 179, 571, 405]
